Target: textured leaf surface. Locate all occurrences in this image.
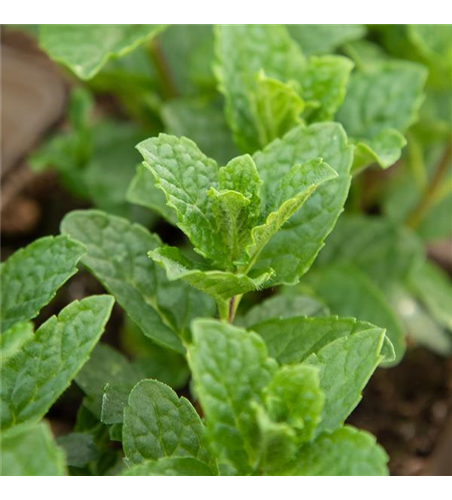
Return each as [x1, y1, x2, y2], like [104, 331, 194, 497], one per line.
[251, 123, 353, 284]
[188, 319, 277, 473]
[137, 134, 225, 263]
[307, 265, 404, 364]
[0, 235, 85, 333]
[123, 379, 211, 466]
[288, 25, 366, 55]
[39, 24, 166, 79]
[0, 422, 66, 476]
[0, 322, 33, 362]
[304, 328, 388, 433]
[1, 295, 114, 430]
[246, 159, 337, 265]
[150, 246, 273, 302]
[61, 210, 184, 353]
[337, 60, 427, 169]
[279, 426, 388, 476]
[252, 315, 390, 365]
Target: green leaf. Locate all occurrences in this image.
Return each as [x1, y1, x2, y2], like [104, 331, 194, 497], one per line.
[251, 123, 353, 285]
[29, 87, 93, 198]
[391, 286, 452, 356]
[127, 163, 178, 225]
[0, 322, 33, 362]
[136, 134, 225, 263]
[263, 365, 324, 443]
[337, 60, 427, 169]
[316, 214, 424, 288]
[277, 426, 388, 476]
[122, 457, 215, 476]
[188, 319, 277, 473]
[39, 24, 166, 79]
[301, 55, 354, 122]
[304, 327, 388, 433]
[57, 432, 99, 468]
[287, 25, 366, 56]
[215, 24, 306, 153]
[0, 422, 66, 476]
[1, 295, 114, 430]
[252, 315, 392, 365]
[0, 235, 85, 333]
[161, 98, 238, 165]
[239, 294, 328, 327]
[251, 71, 305, 146]
[61, 210, 184, 353]
[123, 379, 212, 466]
[306, 265, 404, 364]
[149, 246, 273, 302]
[75, 343, 146, 421]
[218, 154, 262, 225]
[408, 260, 452, 331]
[245, 159, 337, 267]
[120, 318, 190, 390]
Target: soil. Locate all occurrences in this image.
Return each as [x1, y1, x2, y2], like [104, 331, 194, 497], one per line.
[348, 347, 452, 475]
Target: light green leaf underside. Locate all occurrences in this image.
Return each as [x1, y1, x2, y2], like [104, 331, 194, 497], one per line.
[306, 266, 405, 365]
[1, 295, 114, 430]
[39, 24, 166, 79]
[251, 123, 353, 285]
[0, 322, 34, 362]
[61, 210, 184, 353]
[0, 235, 85, 333]
[123, 379, 211, 466]
[149, 246, 273, 302]
[0, 422, 66, 476]
[276, 426, 388, 476]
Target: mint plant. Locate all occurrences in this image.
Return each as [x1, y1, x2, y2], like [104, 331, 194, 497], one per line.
[2, 23, 451, 476]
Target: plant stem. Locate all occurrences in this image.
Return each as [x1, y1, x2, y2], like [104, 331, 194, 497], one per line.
[148, 39, 178, 100]
[406, 141, 452, 229]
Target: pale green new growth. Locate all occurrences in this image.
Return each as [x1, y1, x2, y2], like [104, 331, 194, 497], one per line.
[123, 457, 215, 476]
[1, 295, 114, 430]
[0, 235, 86, 333]
[39, 24, 166, 79]
[123, 379, 211, 466]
